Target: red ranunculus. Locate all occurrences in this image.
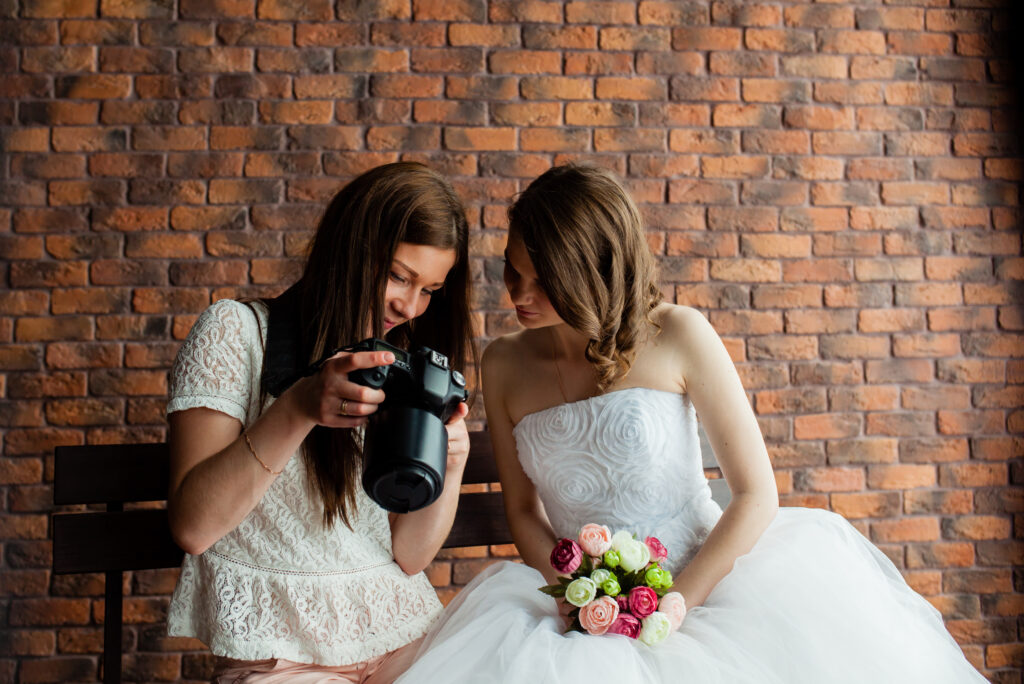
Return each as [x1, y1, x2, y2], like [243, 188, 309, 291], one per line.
[549, 537, 583, 575]
[644, 536, 668, 563]
[606, 613, 641, 639]
[628, 586, 659, 619]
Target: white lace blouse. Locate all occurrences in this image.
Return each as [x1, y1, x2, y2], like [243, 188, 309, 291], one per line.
[165, 299, 442, 665]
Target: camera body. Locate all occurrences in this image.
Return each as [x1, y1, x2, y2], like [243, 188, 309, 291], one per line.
[347, 338, 468, 513]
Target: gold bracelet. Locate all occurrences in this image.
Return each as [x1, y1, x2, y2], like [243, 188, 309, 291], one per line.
[243, 432, 283, 476]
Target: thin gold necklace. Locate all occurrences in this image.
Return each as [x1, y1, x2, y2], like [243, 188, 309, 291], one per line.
[549, 326, 570, 404]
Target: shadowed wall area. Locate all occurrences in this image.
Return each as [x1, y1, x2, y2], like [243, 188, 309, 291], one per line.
[1, 0, 1022, 682]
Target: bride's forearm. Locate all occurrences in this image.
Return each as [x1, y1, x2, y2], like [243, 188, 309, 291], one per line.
[507, 510, 560, 585]
[671, 491, 778, 609]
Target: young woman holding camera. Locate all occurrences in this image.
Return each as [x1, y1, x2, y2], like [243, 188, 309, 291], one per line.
[164, 162, 476, 683]
[394, 165, 985, 683]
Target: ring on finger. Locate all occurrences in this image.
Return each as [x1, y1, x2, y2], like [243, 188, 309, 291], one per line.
[340, 399, 349, 416]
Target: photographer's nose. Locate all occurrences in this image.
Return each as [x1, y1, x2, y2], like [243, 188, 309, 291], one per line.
[391, 292, 417, 322]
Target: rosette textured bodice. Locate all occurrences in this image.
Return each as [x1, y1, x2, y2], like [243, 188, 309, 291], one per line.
[513, 388, 722, 573]
[166, 299, 441, 665]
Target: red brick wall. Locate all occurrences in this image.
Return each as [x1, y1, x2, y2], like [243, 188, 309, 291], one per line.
[2, 0, 1022, 682]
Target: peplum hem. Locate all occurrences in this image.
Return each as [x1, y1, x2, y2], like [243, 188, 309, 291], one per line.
[168, 550, 442, 666]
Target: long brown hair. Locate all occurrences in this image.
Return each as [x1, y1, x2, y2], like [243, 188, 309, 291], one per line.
[508, 164, 661, 391]
[291, 162, 474, 528]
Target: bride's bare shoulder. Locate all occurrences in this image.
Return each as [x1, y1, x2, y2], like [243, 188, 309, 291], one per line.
[481, 329, 543, 378]
[652, 303, 712, 342]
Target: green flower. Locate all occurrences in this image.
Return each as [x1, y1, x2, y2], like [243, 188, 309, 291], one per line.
[658, 568, 674, 588]
[601, 578, 621, 597]
[644, 565, 659, 587]
[565, 577, 597, 607]
[603, 549, 621, 568]
[591, 568, 612, 586]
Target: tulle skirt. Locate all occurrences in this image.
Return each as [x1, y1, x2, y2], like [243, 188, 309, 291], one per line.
[397, 508, 986, 683]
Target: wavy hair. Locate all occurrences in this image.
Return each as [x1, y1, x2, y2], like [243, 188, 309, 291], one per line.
[508, 165, 661, 391]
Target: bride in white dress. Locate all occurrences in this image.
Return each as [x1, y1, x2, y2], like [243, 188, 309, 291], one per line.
[395, 165, 986, 683]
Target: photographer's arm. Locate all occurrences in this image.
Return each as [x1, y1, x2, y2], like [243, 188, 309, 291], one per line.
[482, 341, 561, 586]
[168, 351, 393, 555]
[388, 402, 470, 575]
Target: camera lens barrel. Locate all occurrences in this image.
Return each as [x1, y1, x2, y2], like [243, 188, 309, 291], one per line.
[361, 405, 447, 513]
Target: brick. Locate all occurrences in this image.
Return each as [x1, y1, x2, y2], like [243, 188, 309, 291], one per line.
[944, 516, 1011, 542]
[784, 105, 854, 131]
[670, 76, 738, 102]
[813, 132, 881, 156]
[747, 335, 818, 360]
[707, 207, 776, 233]
[669, 129, 737, 155]
[673, 26, 740, 51]
[857, 309, 923, 334]
[636, 51, 702, 76]
[520, 76, 593, 101]
[741, 181, 806, 206]
[596, 76, 667, 101]
[415, 0, 485, 22]
[564, 102, 632, 127]
[594, 128, 664, 152]
[794, 466, 865, 491]
[940, 463, 1007, 488]
[753, 386, 822, 414]
[566, 1, 635, 24]
[710, 52, 775, 77]
[523, 25, 595, 50]
[872, 517, 940, 543]
[601, 27, 671, 51]
[445, 127, 516, 151]
[781, 55, 848, 80]
[487, 49, 559, 75]
[257, 0, 330, 20]
[745, 28, 813, 53]
[89, 369, 167, 396]
[449, 23, 519, 48]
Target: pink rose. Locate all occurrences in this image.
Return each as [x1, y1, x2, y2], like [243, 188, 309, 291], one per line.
[658, 592, 687, 631]
[579, 596, 619, 636]
[628, 586, 659, 619]
[578, 523, 613, 557]
[606, 613, 641, 639]
[616, 595, 629, 613]
[644, 536, 668, 563]
[550, 538, 583, 575]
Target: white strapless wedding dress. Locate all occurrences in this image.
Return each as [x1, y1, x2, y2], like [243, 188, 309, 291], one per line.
[397, 388, 986, 683]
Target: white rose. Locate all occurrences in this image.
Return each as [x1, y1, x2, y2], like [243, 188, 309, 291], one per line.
[639, 611, 673, 646]
[618, 539, 647, 572]
[565, 577, 597, 607]
[610, 530, 634, 551]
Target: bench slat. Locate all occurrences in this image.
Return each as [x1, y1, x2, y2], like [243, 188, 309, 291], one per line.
[54, 435, 498, 504]
[462, 432, 497, 484]
[442, 492, 513, 548]
[54, 443, 170, 506]
[52, 509, 184, 574]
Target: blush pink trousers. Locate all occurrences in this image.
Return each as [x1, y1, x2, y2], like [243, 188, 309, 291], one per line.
[212, 637, 422, 684]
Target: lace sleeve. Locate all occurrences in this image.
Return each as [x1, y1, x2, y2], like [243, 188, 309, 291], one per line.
[167, 299, 262, 425]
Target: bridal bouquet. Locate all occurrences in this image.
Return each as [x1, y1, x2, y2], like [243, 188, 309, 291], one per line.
[539, 523, 686, 646]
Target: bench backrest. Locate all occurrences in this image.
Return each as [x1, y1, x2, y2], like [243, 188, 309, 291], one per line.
[51, 431, 510, 683]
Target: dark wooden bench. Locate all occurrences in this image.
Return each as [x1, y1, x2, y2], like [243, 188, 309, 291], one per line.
[51, 431, 510, 684]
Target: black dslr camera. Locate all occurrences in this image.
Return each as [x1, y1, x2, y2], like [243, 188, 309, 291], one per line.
[347, 338, 468, 513]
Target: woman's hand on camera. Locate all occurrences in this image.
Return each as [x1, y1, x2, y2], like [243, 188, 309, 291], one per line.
[290, 350, 394, 429]
[444, 402, 471, 471]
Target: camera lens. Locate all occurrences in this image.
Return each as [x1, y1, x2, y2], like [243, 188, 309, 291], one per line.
[361, 405, 447, 513]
